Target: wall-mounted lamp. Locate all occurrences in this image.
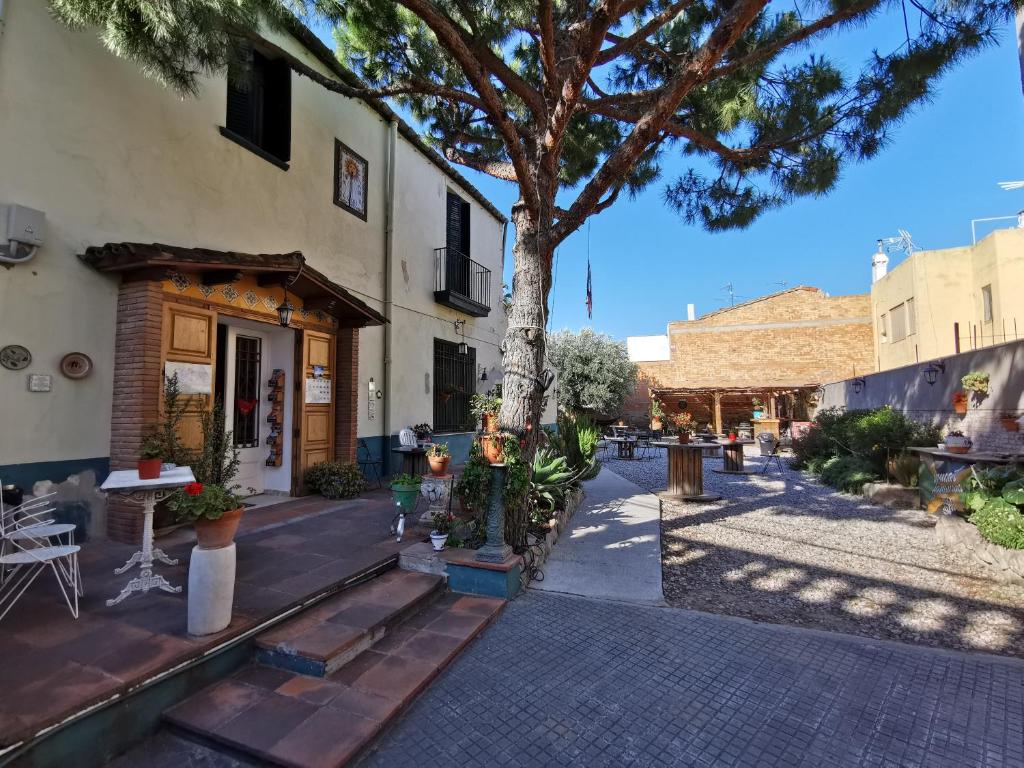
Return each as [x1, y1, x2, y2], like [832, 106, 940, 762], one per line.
[922, 361, 946, 386]
[480, 366, 488, 382]
[277, 283, 295, 327]
[852, 377, 866, 394]
[453, 319, 468, 355]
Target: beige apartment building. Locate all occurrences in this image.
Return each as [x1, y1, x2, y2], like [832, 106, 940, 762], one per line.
[871, 227, 1024, 371]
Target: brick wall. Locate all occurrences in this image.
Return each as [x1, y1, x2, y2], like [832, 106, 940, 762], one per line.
[107, 278, 164, 542]
[624, 288, 873, 429]
[334, 327, 359, 463]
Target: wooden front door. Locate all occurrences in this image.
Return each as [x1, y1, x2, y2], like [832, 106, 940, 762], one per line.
[162, 302, 217, 451]
[294, 329, 335, 493]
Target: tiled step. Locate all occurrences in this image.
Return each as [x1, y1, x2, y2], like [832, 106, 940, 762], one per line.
[164, 592, 504, 768]
[254, 570, 445, 676]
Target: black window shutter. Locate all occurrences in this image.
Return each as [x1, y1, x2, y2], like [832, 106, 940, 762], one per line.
[446, 191, 463, 256]
[226, 47, 254, 139]
[460, 199, 471, 257]
[262, 57, 291, 162]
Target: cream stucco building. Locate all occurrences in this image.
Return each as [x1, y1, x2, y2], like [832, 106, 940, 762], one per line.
[870, 227, 1024, 372]
[0, 1, 512, 540]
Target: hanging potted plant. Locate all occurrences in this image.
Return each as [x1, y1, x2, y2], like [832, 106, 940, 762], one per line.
[138, 431, 164, 480]
[430, 508, 452, 551]
[479, 432, 505, 464]
[752, 398, 765, 419]
[167, 482, 244, 549]
[1001, 412, 1021, 432]
[426, 442, 451, 475]
[470, 386, 502, 434]
[952, 391, 969, 415]
[650, 399, 664, 431]
[943, 429, 973, 455]
[961, 371, 990, 401]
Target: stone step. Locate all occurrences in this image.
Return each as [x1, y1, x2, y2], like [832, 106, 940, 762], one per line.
[164, 592, 504, 768]
[254, 569, 446, 677]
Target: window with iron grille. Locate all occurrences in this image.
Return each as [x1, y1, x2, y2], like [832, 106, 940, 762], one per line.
[233, 335, 261, 448]
[433, 338, 475, 433]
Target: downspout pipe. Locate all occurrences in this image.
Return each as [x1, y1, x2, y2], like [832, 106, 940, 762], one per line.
[382, 118, 398, 474]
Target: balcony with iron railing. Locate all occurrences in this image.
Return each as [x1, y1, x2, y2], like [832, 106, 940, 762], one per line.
[433, 247, 491, 317]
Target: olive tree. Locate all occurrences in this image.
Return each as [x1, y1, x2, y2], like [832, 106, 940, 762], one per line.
[548, 329, 636, 417]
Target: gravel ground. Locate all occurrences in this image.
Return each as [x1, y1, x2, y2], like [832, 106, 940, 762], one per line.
[603, 448, 1024, 657]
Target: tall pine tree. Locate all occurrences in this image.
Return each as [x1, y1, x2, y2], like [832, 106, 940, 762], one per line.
[51, 0, 1018, 545]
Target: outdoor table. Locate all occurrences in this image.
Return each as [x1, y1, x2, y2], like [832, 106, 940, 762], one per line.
[653, 441, 722, 502]
[607, 437, 637, 459]
[717, 439, 756, 474]
[100, 466, 195, 606]
[392, 446, 428, 476]
[908, 448, 1024, 513]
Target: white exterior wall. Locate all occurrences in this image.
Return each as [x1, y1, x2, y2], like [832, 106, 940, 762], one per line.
[0, 0, 506, 475]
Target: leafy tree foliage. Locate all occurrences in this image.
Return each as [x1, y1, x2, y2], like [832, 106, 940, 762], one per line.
[548, 329, 637, 416]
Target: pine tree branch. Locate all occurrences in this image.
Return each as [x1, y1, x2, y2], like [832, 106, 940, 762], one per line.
[595, 0, 694, 65]
[711, 0, 880, 80]
[539, 0, 559, 96]
[552, 0, 770, 243]
[443, 147, 519, 180]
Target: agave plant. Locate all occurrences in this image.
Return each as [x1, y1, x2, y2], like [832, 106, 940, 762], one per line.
[531, 447, 577, 513]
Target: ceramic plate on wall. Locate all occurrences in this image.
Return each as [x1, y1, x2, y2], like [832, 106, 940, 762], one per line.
[60, 352, 93, 379]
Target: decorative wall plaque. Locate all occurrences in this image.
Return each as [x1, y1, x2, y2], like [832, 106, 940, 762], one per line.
[334, 139, 368, 220]
[0, 344, 31, 371]
[60, 352, 93, 379]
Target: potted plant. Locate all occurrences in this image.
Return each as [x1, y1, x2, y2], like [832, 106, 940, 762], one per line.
[479, 432, 505, 463]
[961, 371, 990, 400]
[454, 443, 491, 516]
[669, 411, 696, 443]
[650, 399, 664, 431]
[470, 385, 502, 434]
[752, 398, 765, 419]
[390, 473, 422, 515]
[944, 429, 973, 455]
[426, 442, 451, 475]
[430, 508, 451, 551]
[167, 482, 244, 548]
[438, 384, 456, 403]
[411, 423, 433, 442]
[138, 431, 164, 480]
[952, 391, 969, 415]
[1001, 412, 1021, 432]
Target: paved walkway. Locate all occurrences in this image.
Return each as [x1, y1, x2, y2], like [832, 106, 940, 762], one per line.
[603, 450, 1024, 657]
[359, 590, 1024, 767]
[532, 468, 663, 604]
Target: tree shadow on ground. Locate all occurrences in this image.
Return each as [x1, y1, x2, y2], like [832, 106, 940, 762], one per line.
[660, 528, 1024, 658]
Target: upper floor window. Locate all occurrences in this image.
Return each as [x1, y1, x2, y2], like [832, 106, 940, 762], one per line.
[434, 190, 491, 317]
[447, 191, 471, 256]
[890, 302, 909, 342]
[982, 284, 993, 322]
[221, 46, 291, 169]
[879, 313, 889, 343]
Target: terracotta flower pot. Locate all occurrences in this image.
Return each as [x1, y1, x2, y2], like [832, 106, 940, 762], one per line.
[1001, 418, 1020, 432]
[677, 432, 690, 444]
[480, 433, 505, 464]
[953, 402, 968, 415]
[194, 507, 244, 549]
[947, 445, 971, 455]
[428, 455, 450, 476]
[137, 458, 162, 480]
[482, 413, 499, 434]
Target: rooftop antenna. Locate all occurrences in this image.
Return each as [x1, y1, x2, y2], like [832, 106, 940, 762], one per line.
[722, 282, 735, 306]
[880, 229, 915, 257]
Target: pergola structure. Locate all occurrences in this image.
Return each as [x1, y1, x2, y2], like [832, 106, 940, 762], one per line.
[650, 385, 819, 435]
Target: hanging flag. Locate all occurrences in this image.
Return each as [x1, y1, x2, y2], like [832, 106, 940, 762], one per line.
[586, 259, 593, 319]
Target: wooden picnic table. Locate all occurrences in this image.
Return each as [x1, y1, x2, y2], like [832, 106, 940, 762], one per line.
[652, 441, 722, 502]
[718, 439, 755, 474]
[391, 446, 428, 476]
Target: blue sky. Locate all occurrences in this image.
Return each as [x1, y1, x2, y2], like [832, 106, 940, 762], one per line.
[315, 14, 1024, 340]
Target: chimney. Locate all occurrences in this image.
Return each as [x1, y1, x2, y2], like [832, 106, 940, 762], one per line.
[686, 303, 696, 321]
[1017, 210, 1024, 229]
[871, 240, 889, 283]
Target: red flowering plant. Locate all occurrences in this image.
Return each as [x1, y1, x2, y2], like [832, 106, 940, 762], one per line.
[166, 482, 240, 523]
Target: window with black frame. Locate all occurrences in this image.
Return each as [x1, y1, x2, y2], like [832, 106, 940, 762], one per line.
[433, 338, 475, 433]
[233, 336, 261, 448]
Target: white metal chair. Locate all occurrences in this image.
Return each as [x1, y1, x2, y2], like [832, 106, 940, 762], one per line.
[0, 491, 82, 622]
[398, 428, 418, 447]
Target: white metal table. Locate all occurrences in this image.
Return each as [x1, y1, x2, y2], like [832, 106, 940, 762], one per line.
[100, 466, 195, 606]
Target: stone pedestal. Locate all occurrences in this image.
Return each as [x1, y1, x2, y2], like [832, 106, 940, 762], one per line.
[476, 463, 512, 563]
[418, 474, 453, 523]
[187, 543, 236, 636]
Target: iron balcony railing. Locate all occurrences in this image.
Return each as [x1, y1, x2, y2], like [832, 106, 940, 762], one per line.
[433, 247, 491, 317]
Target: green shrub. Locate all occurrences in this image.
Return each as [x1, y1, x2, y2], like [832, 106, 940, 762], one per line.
[454, 442, 491, 517]
[887, 453, 920, 488]
[304, 461, 366, 499]
[818, 456, 879, 494]
[790, 425, 830, 469]
[547, 413, 600, 481]
[962, 467, 1024, 549]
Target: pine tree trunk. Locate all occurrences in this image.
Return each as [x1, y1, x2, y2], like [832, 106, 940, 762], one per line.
[500, 199, 553, 549]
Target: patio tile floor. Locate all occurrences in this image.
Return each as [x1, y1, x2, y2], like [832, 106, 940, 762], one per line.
[0, 488, 410, 753]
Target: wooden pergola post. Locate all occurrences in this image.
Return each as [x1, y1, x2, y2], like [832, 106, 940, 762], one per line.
[712, 391, 723, 435]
